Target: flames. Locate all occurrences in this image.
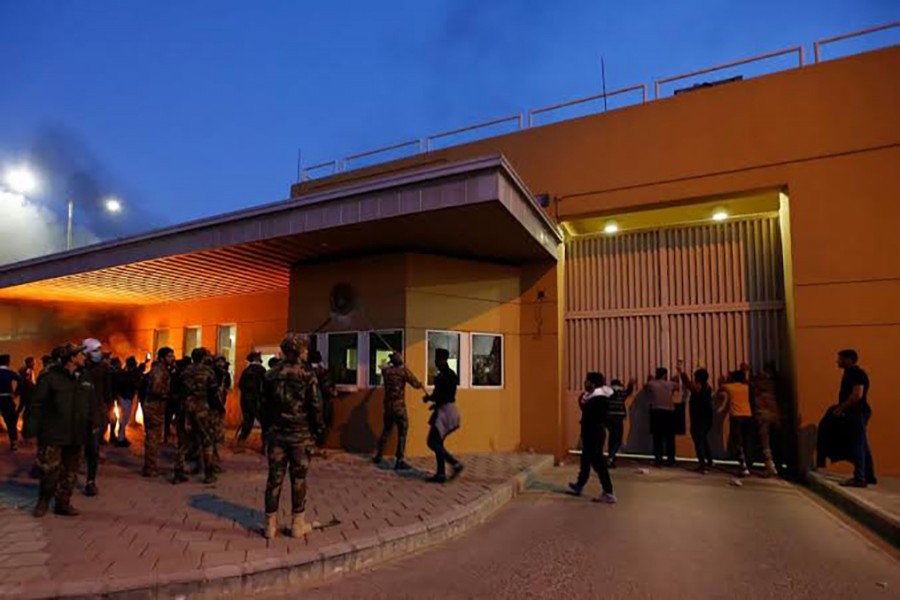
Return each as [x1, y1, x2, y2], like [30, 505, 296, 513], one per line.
[135, 402, 143, 426]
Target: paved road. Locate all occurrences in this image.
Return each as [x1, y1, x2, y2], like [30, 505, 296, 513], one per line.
[263, 463, 899, 600]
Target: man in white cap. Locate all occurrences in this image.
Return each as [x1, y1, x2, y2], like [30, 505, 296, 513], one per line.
[81, 338, 112, 496]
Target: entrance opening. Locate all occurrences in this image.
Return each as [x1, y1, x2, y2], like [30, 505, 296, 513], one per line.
[563, 190, 793, 463]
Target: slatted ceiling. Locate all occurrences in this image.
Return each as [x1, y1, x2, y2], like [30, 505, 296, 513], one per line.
[565, 214, 786, 391]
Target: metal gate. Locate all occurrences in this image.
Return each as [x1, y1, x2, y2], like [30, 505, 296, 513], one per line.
[565, 215, 786, 390]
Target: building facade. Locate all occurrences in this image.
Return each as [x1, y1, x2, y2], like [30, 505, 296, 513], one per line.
[1, 44, 898, 474]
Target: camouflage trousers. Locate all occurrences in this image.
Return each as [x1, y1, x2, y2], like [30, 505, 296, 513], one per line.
[212, 410, 225, 461]
[38, 444, 81, 507]
[176, 399, 215, 476]
[142, 401, 166, 474]
[375, 408, 408, 460]
[265, 440, 311, 514]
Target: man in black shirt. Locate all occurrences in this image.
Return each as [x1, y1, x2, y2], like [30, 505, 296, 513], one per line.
[833, 349, 876, 487]
[423, 348, 463, 483]
[0, 354, 20, 451]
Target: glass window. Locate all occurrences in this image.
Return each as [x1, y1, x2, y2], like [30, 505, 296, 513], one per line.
[153, 329, 170, 354]
[183, 326, 202, 357]
[216, 325, 237, 374]
[472, 333, 503, 388]
[426, 331, 461, 386]
[369, 330, 404, 386]
[328, 332, 358, 386]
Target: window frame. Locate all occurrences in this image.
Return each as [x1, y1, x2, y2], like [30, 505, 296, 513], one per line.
[152, 328, 171, 355]
[326, 330, 361, 391]
[183, 325, 202, 358]
[216, 324, 237, 377]
[368, 329, 405, 387]
[470, 332, 505, 390]
[424, 329, 469, 389]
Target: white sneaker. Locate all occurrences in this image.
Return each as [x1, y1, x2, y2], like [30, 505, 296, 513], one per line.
[592, 492, 617, 504]
[740, 468, 750, 478]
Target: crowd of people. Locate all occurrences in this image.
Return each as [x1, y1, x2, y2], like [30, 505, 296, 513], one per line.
[570, 348, 877, 504]
[0, 333, 465, 539]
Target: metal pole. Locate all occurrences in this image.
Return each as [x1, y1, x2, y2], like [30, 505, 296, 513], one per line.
[601, 57, 608, 112]
[66, 198, 73, 250]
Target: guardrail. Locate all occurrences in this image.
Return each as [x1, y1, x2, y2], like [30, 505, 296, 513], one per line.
[654, 46, 804, 99]
[528, 84, 647, 127]
[299, 21, 898, 182]
[425, 114, 524, 152]
[814, 21, 899, 63]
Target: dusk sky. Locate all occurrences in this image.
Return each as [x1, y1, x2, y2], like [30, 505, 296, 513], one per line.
[0, 0, 896, 257]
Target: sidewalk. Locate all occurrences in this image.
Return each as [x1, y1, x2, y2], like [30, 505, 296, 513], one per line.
[0, 435, 552, 599]
[807, 470, 900, 548]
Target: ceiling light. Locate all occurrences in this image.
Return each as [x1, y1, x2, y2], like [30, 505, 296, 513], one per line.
[603, 222, 619, 234]
[712, 210, 728, 222]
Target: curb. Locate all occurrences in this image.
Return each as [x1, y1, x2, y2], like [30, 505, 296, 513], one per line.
[806, 471, 900, 548]
[11, 455, 555, 599]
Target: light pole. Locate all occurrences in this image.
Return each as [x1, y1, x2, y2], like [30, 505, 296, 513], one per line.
[66, 197, 74, 250]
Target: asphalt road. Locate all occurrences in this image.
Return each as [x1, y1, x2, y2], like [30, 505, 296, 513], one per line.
[263, 463, 899, 599]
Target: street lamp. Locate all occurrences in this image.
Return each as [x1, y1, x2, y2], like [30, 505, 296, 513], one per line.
[3, 165, 39, 195]
[104, 197, 123, 213]
[66, 195, 125, 250]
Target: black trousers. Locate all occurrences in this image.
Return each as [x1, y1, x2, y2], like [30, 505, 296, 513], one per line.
[164, 398, 178, 443]
[651, 409, 676, 465]
[0, 395, 18, 444]
[607, 418, 624, 460]
[576, 426, 613, 494]
[690, 415, 713, 466]
[237, 395, 260, 441]
[427, 426, 459, 477]
[84, 427, 100, 482]
[730, 416, 755, 469]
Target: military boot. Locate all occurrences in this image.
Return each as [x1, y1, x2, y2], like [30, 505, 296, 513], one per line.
[263, 513, 278, 539]
[54, 503, 80, 517]
[33, 497, 50, 518]
[172, 470, 189, 485]
[290, 512, 314, 538]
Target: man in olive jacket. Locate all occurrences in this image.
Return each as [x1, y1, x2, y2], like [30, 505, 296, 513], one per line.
[32, 343, 94, 517]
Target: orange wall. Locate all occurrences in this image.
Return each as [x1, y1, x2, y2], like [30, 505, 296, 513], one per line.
[293, 48, 900, 474]
[133, 289, 289, 425]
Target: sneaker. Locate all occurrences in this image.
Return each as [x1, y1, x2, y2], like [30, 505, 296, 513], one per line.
[54, 504, 80, 517]
[567, 482, 583, 496]
[739, 468, 750, 478]
[83, 481, 98, 497]
[394, 459, 413, 471]
[425, 474, 447, 484]
[592, 492, 617, 504]
[839, 478, 867, 488]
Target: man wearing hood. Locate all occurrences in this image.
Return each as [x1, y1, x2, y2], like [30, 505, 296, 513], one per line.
[81, 338, 111, 496]
[569, 372, 617, 504]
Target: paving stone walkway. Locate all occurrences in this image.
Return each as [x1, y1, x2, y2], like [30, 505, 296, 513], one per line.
[0, 433, 551, 599]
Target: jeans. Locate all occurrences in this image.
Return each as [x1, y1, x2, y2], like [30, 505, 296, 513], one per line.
[576, 426, 613, 494]
[849, 409, 876, 483]
[730, 416, 755, 469]
[650, 409, 676, 465]
[606, 418, 624, 461]
[116, 397, 133, 441]
[0, 395, 18, 444]
[690, 415, 713, 466]
[427, 426, 459, 478]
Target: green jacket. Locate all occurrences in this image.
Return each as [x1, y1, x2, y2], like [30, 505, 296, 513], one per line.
[32, 365, 94, 446]
[263, 359, 322, 445]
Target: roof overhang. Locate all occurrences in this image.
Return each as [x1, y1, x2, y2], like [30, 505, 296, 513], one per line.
[0, 155, 562, 305]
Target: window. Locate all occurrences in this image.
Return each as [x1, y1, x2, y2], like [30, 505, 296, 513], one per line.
[369, 330, 404, 386]
[426, 331, 461, 386]
[328, 332, 358, 386]
[216, 325, 237, 374]
[183, 326, 202, 357]
[472, 333, 503, 388]
[153, 329, 170, 355]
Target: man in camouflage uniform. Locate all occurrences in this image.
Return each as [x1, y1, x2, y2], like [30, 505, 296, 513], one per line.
[174, 347, 219, 484]
[142, 347, 176, 477]
[262, 333, 322, 539]
[32, 343, 93, 517]
[373, 352, 423, 471]
[211, 355, 231, 469]
[307, 350, 334, 452]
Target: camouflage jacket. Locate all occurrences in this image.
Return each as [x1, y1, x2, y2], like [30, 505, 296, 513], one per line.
[262, 359, 322, 445]
[178, 363, 219, 410]
[381, 365, 422, 414]
[145, 363, 172, 403]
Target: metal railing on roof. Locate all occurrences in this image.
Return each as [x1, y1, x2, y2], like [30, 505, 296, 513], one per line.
[298, 21, 899, 182]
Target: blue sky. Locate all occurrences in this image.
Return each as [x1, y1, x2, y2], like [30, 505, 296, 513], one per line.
[0, 0, 896, 252]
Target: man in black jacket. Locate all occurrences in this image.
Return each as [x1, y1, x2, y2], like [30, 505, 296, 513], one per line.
[81, 338, 111, 496]
[569, 372, 616, 503]
[236, 351, 267, 451]
[32, 343, 94, 517]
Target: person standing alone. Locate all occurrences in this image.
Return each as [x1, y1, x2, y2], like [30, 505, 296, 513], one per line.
[833, 349, 876, 487]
